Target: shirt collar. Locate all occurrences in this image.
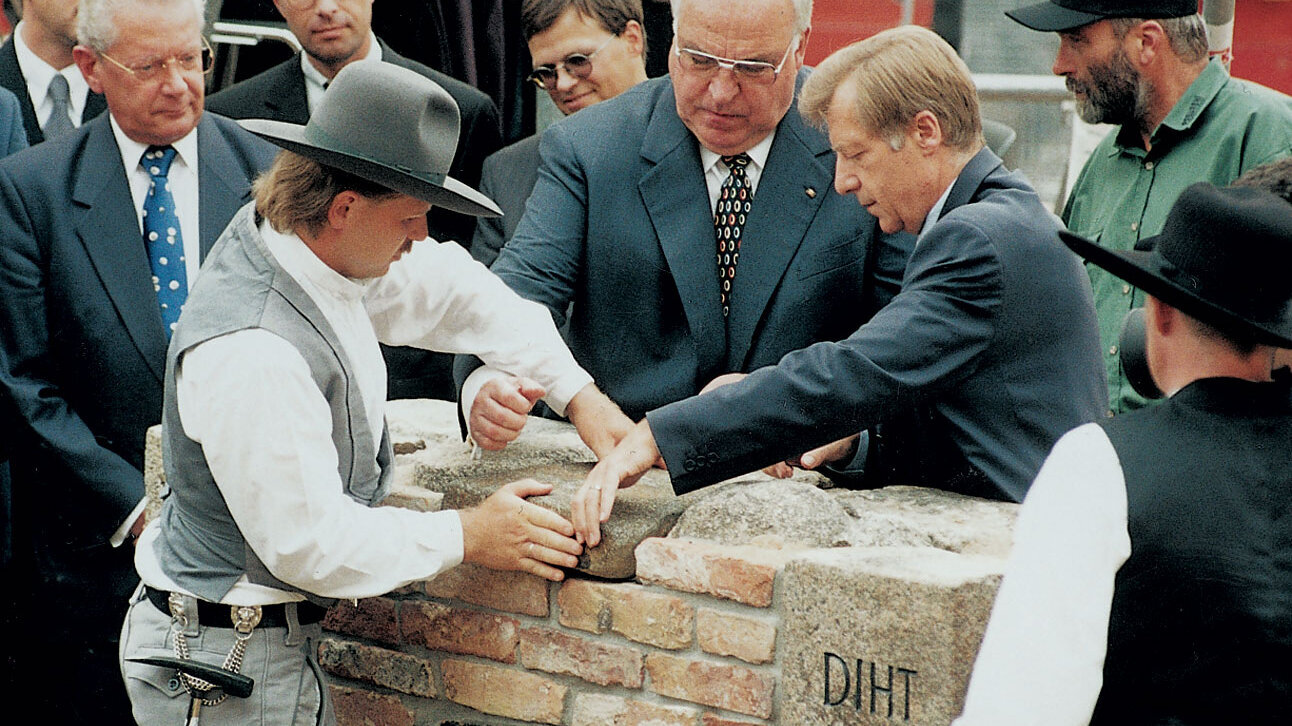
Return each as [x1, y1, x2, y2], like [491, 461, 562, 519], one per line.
[12, 20, 90, 115]
[300, 30, 382, 93]
[109, 114, 201, 176]
[919, 178, 957, 240]
[1110, 59, 1229, 156]
[698, 130, 776, 176]
[260, 218, 373, 304]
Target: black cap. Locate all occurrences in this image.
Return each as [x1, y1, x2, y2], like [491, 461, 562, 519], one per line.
[1059, 183, 1292, 348]
[1006, 0, 1198, 32]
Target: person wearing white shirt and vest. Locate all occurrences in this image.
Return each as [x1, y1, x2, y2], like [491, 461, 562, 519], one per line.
[955, 183, 1292, 725]
[120, 61, 627, 725]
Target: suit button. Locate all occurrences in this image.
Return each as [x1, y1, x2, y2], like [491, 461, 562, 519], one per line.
[684, 458, 696, 471]
[707, 452, 719, 463]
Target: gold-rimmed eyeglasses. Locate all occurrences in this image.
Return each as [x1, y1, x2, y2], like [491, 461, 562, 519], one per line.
[672, 34, 800, 86]
[526, 34, 617, 90]
[98, 38, 214, 82]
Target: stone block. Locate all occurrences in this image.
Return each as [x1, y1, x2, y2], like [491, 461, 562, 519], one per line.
[671, 479, 851, 548]
[645, 653, 776, 719]
[400, 601, 519, 663]
[519, 626, 645, 687]
[571, 693, 700, 726]
[557, 578, 693, 650]
[323, 597, 400, 646]
[441, 659, 566, 725]
[317, 638, 435, 698]
[143, 425, 165, 522]
[779, 547, 1004, 725]
[635, 538, 793, 607]
[834, 486, 1018, 557]
[701, 714, 768, 726]
[330, 685, 414, 726]
[696, 608, 776, 664]
[424, 563, 550, 617]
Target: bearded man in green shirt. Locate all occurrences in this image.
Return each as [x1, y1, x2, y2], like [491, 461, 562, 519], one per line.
[1008, 0, 1292, 414]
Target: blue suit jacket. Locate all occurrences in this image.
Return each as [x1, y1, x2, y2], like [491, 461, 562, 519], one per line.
[462, 74, 908, 421]
[0, 112, 277, 561]
[649, 149, 1107, 502]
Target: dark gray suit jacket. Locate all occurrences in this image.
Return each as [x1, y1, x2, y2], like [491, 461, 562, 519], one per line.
[461, 73, 910, 421]
[648, 149, 1107, 502]
[469, 133, 539, 266]
[0, 38, 107, 145]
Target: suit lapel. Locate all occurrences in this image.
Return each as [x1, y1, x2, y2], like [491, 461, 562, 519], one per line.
[82, 90, 107, 125]
[195, 116, 253, 258]
[938, 147, 1002, 220]
[638, 83, 727, 376]
[0, 41, 41, 145]
[724, 95, 834, 370]
[263, 57, 311, 125]
[72, 118, 168, 383]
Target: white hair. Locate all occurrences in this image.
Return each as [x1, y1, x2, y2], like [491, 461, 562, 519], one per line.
[670, 0, 812, 35]
[78, 0, 206, 51]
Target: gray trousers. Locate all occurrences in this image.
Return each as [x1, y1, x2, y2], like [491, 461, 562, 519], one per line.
[119, 586, 334, 726]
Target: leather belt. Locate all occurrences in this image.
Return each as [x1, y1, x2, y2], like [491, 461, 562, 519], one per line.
[144, 586, 328, 628]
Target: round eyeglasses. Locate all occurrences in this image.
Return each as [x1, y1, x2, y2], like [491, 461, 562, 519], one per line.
[526, 34, 617, 90]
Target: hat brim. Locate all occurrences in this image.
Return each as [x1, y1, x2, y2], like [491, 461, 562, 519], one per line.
[1005, 1, 1105, 31]
[240, 118, 502, 219]
[1060, 230, 1292, 348]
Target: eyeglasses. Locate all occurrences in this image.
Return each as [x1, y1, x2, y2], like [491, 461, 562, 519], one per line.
[98, 38, 214, 82]
[526, 34, 616, 90]
[673, 35, 800, 86]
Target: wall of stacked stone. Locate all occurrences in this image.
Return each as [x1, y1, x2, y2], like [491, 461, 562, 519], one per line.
[144, 400, 1019, 725]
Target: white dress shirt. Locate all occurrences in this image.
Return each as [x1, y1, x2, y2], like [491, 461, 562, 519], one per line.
[953, 422, 1132, 726]
[12, 20, 90, 131]
[136, 219, 593, 604]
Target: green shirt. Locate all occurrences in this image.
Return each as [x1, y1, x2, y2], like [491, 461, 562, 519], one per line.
[1063, 60, 1292, 415]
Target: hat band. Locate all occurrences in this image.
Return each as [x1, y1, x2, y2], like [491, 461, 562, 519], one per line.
[304, 124, 448, 186]
[1159, 256, 1284, 324]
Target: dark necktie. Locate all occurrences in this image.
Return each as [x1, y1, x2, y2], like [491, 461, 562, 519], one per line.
[715, 153, 752, 317]
[141, 146, 189, 338]
[43, 74, 75, 138]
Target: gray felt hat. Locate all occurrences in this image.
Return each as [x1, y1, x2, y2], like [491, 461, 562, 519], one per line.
[239, 61, 501, 217]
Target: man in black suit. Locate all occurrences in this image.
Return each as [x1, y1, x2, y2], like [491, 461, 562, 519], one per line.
[206, 0, 502, 401]
[0, 0, 106, 143]
[573, 27, 1106, 543]
[0, 0, 276, 721]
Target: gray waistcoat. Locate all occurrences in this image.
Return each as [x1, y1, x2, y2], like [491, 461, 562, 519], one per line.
[153, 204, 394, 605]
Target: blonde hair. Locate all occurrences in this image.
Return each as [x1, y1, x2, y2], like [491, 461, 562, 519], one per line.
[799, 25, 981, 152]
[254, 152, 398, 236]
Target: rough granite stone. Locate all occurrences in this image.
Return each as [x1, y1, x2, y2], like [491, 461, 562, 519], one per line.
[780, 547, 1005, 726]
[834, 486, 1019, 557]
[670, 479, 852, 548]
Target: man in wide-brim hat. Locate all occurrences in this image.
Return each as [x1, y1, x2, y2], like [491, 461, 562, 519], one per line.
[954, 182, 1292, 725]
[119, 61, 628, 725]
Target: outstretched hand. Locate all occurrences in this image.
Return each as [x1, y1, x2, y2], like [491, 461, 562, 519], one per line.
[458, 479, 582, 581]
[469, 375, 545, 451]
[570, 419, 660, 547]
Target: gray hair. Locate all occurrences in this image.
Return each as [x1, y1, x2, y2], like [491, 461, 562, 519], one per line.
[78, 0, 207, 52]
[671, 0, 811, 35]
[1109, 14, 1208, 64]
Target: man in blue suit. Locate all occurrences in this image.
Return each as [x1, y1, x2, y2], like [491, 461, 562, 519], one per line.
[459, 0, 910, 452]
[0, 0, 276, 721]
[573, 26, 1107, 543]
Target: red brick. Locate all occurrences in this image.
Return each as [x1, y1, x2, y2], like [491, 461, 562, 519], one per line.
[425, 563, 549, 617]
[696, 608, 776, 664]
[557, 578, 693, 649]
[572, 693, 699, 726]
[329, 685, 413, 726]
[635, 538, 791, 607]
[519, 626, 644, 687]
[323, 597, 399, 646]
[317, 638, 434, 697]
[646, 653, 775, 719]
[441, 659, 566, 724]
[400, 601, 518, 663]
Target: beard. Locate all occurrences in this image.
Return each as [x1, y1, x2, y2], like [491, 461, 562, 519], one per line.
[1067, 47, 1152, 129]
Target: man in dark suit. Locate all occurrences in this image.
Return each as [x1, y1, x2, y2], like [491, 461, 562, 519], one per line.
[460, 0, 911, 453]
[0, 0, 276, 721]
[573, 26, 1106, 543]
[205, 0, 502, 401]
[469, 0, 649, 266]
[0, 0, 106, 144]
[955, 183, 1292, 725]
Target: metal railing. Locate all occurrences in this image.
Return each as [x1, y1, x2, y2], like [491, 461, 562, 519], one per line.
[208, 21, 301, 93]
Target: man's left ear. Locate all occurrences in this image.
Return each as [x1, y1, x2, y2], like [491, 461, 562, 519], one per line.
[911, 110, 942, 152]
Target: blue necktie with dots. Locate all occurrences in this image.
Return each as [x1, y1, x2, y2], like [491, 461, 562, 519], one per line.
[141, 145, 188, 339]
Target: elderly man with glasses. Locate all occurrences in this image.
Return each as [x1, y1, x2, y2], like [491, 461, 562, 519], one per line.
[457, 0, 912, 456]
[0, 0, 276, 723]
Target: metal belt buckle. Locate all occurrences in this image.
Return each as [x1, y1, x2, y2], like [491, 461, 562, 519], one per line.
[230, 605, 262, 635]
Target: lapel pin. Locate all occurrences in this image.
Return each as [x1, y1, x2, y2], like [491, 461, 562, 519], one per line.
[805, 187, 816, 198]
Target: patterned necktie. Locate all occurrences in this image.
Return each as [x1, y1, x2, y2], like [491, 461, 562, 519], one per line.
[715, 153, 752, 317]
[43, 74, 75, 139]
[141, 146, 189, 339]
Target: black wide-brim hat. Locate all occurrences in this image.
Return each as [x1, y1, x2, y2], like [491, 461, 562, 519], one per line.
[240, 61, 501, 218]
[1060, 182, 1292, 348]
[1006, 0, 1197, 32]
